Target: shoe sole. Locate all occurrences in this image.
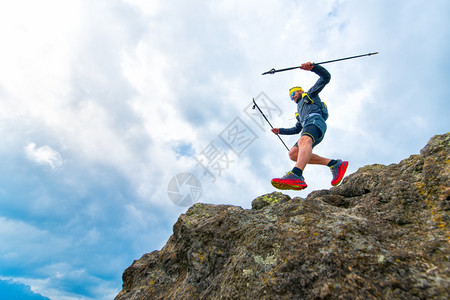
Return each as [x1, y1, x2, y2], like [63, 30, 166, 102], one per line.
[331, 161, 349, 186]
[271, 179, 307, 191]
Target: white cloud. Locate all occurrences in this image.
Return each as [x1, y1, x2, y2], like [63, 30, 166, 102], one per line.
[0, 0, 449, 299]
[0, 217, 70, 267]
[24, 143, 63, 170]
[1, 275, 116, 300]
[0, 216, 122, 299]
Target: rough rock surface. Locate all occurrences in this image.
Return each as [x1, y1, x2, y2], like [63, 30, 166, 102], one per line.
[116, 133, 449, 299]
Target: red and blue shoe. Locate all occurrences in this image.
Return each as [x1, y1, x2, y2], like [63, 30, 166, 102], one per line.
[271, 171, 307, 191]
[330, 159, 348, 186]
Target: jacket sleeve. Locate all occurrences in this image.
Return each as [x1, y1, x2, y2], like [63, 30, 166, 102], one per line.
[306, 64, 331, 97]
[279, 121, 302, 135]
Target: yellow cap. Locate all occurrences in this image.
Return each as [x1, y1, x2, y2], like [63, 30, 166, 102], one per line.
[289, 86, 303, 97]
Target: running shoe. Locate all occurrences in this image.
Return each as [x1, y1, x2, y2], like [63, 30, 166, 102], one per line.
[271, 171, 307, 190]
[330, 159, 348, 186]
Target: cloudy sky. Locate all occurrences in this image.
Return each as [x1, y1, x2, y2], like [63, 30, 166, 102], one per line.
[0, 0, 449, 298]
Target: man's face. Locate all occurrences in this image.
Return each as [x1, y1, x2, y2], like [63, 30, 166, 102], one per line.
[291, 90, 302, 103]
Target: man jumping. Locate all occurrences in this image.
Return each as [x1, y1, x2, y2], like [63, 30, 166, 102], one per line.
[271, 62, 348, 190]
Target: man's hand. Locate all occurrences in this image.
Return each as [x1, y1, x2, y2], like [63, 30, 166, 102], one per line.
[271, 128, 280, 135]
[300, 62, 314, 71]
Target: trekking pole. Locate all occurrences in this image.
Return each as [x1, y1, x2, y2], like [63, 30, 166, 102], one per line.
[252, 98, 290, 151]
[262, 52, 378, 75]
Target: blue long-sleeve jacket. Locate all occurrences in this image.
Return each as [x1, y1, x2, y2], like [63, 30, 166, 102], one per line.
[279, 64, 330, 135]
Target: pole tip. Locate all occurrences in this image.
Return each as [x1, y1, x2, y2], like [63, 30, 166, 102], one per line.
[262, 68, 276, 75]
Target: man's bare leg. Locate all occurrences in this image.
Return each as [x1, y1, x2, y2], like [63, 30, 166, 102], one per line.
[295, 135, 313, 171]
[309, 154, 332, 166]
[289, 138, 331, 167]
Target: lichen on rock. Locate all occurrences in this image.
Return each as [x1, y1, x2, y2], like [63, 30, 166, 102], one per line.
[251, 191, 291, 210]
[116, 133, 450, 300]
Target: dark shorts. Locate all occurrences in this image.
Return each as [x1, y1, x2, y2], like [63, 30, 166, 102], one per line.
[293, 124, 325, 148]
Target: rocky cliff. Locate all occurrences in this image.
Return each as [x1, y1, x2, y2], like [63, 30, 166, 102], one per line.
[116, 133, 449, 299]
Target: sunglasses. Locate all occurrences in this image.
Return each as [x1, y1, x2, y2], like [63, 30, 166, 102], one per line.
[290, 91, 296, 100]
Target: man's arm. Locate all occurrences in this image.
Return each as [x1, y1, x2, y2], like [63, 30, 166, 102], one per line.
[301, 62, 331, 97]
[272, 122, 302, 135]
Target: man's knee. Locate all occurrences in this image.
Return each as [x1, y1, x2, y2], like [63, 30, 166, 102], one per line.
[299, 135, 313, 147]
[289, 147, 298, 161]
